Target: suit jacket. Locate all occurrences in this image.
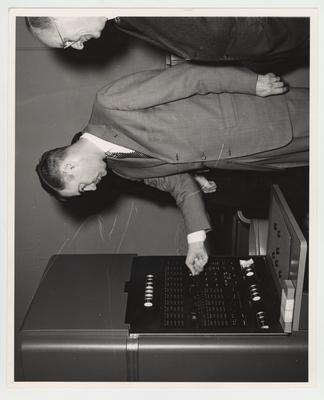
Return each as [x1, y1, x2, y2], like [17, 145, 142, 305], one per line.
[114, 17, 309, 63]
[84, 63, 308, 234]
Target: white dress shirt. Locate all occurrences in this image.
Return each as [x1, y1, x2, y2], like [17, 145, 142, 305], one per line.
[82, 132, 134, 154]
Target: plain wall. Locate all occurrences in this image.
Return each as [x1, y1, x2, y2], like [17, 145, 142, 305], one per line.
[15, 18, 188, 334]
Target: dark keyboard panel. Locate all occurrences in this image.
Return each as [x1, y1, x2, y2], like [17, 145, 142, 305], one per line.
[125, 256, 283, 334]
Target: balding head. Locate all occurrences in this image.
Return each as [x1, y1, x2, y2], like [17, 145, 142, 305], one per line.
[36, 146, 70, 194]
[25, 16, 108, 50]
[36, 139, 108, 198]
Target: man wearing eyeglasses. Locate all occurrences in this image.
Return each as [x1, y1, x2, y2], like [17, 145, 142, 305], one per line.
[25, 16, 309, 65]
[35, 63, 309, 276]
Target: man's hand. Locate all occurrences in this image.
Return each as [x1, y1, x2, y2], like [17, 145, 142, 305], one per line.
[186, 241, 208, 275]
[200, 180, 217, 194]
[194, 175, 217, 194]
[256, 73, 288, 97]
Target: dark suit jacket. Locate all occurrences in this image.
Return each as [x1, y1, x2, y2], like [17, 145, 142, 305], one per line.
[115, 17, 309, 63]
[84, 63, 308, 234]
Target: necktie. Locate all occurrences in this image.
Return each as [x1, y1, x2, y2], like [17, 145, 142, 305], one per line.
[106, 150, 150, 159]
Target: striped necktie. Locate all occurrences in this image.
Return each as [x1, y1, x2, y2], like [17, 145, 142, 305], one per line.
[105, 150, 150, 159]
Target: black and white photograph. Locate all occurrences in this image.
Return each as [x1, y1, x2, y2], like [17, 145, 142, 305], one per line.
[2, 3, 323, 397]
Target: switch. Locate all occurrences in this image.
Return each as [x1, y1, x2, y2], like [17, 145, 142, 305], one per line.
[249, 284, 261, 302]
[256, 311, 269, 329]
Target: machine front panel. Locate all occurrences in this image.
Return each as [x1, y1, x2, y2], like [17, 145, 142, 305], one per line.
[125, 255, 284, 334]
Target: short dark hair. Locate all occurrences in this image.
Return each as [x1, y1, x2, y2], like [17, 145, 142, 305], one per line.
[25, 17, 54, 32]
[36, 146, 69, 193]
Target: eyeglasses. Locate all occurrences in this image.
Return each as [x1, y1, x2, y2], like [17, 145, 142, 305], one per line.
[53, 20, 77, 49]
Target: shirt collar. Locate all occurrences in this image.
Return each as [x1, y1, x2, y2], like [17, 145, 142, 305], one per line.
[81, 132, 134, 154]
[81, 132, 113, 153]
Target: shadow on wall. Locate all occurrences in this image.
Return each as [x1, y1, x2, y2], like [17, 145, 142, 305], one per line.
[55, 173, 176, 222]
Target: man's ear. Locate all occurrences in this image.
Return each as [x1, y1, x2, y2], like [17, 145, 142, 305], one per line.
[71, 41, 84, 50]
[62, 163, 75, 173]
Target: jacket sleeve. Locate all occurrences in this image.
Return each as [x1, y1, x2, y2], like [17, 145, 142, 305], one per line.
[96, 62, 258, 110]
[143, 173, 212, 235]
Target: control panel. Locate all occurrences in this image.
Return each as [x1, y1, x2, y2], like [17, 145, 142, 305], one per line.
[125, 255, 284, 334]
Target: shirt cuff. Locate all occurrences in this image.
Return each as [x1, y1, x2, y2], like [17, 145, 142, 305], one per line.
[187, 230, 206, 244]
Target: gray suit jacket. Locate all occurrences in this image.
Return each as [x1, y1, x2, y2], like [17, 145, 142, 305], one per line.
[84, 63, 308, 234]
[87, 63, 294, 163]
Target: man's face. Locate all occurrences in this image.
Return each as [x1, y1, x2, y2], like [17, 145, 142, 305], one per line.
[58, 155, 107, 198]
[32, 17, 107, 50]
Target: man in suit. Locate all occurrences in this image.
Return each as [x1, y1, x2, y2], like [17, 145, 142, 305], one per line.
[36, 63, 308, 275]
[26, 16, 309, 65]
